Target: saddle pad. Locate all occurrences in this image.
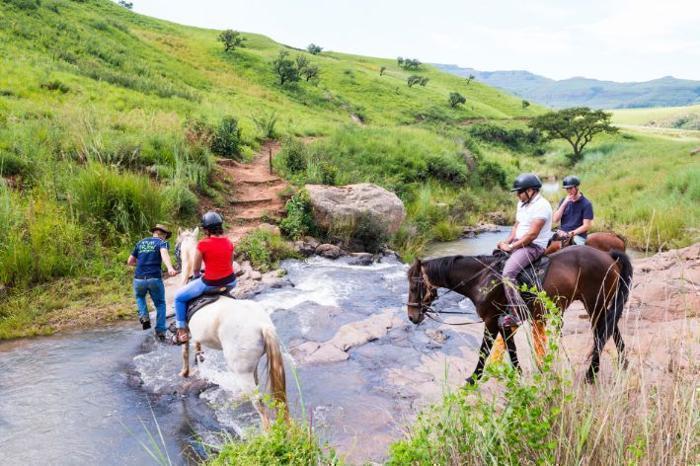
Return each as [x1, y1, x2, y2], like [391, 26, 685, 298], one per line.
[491, 252, 552, 297]
[185, 286, 235, 323]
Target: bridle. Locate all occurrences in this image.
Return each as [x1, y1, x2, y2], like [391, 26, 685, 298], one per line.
[407, 262, 502, 326]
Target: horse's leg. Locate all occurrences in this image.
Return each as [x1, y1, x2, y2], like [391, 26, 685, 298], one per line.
[489, 334, 506, 363]
[500, 325, 520, 372]
[465, 319, 499, 385]
[194, 342, 204, 365]
[179, 341, 190, 378]
[532, 319, 547, 367]
[613, 324, 628, 369]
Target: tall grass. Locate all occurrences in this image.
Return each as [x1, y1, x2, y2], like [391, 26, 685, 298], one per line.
[387, 290, 700, 465]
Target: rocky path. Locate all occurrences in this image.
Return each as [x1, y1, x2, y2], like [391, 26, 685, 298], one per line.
[216, 140, 287, 243]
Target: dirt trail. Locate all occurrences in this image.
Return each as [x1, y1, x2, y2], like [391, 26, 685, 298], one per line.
[215, 140, 287, 243]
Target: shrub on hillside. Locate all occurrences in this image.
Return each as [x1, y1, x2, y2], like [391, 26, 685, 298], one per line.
[236, 228, 298, 272]
[211, 116, 243, 159]
[252, 111, 278, 140]
[162, 182, 198, 220]
[475, 159, 508, 189]
[40, 80, 70, 93]
[272, 51, 300, 86]
[426, 155, 467, 184]
[306, 43, 323, 55]
[0, 151, 33, 179]
[280, 139, 307, 173]
[449, 92, 466, 108]
[4, 0, 40, 10]
[279, 190, 316, 240]
[218, 30, 245, 53]
[71, 164, 164, 239]
[469, 123, 542, 152]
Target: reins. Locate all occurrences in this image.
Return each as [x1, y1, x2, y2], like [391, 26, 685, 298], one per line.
[408, 255, 507, 326]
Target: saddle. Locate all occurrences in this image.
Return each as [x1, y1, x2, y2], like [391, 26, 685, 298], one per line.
[492, 250, 552, 297]
[186, 285, 235, 323]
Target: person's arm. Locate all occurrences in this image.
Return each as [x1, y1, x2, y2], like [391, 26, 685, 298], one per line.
[552, 198, 569, 224]
[127, 255, 137, 266]
[160, 248, 177, 277]
[509, 218, 546, 250]
[570, 218, 592, 237]
[192, 250, 203, 278]
[498, 223, 518, 250]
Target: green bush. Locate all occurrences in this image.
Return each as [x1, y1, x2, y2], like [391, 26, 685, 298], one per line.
[0, 151, 33, 178]
[469, 123, 542, 152]
[426, 155, 467, 184]
[211, 116, 243, 159]
[209, 415, 340, 466]
[347, 213, 388, 253]
[163, 182, 198, 220]
[280, 139, 307, 174]
[71, 164, 165, 240]
[40, 80, 70, 93]
[279, 190, 316, 240]
[236, 228, 298, 272]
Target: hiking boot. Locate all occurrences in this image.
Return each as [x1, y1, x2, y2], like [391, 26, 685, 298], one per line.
[139, 316, 151, 330]
[498, 313, 521, 329]
[171, 328, 190, 345]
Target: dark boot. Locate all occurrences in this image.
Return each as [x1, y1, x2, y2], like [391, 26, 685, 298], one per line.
[139, 316, 151, 330]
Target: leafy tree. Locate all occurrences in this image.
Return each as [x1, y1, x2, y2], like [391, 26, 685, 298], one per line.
[118, 0, 133, 9]
[529, 107, 618, 165]
[218, 30, 246, 53]
[273, 51, 299, 85]
[379, 66, 386, 76]
[307, 43, 323, 55]
[407, 75, 422, 88]
[295, 55, 310, 72]
[449, 92, 466, 108]
[465, 74, 475, 85]
[302, 64, 320, 82]
[522, 99, 531, 109]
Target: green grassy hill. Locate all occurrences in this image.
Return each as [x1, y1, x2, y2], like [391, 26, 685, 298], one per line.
[612, 104, 700, 130]
[0, 0, 539, 337]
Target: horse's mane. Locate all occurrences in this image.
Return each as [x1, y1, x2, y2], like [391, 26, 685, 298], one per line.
[421, 255, 498, 286]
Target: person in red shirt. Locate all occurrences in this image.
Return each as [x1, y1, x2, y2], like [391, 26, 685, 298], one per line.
[173, 211, 236, 344]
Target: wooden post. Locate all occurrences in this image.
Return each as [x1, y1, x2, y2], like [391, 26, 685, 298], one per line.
[269, 146, 272, 174]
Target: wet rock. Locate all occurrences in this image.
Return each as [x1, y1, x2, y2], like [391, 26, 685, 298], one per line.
[316, 244, 344, 259]
[304, 343, 349, 364]
[250, 270, 262, 281]
[462, 223, 502, 236]
[294, 240, 317, 257]
[303, 236, 320, 249]
[425, 329, 448, 344]
[349, 252, 374, 266]
[305, 183, 406, 235]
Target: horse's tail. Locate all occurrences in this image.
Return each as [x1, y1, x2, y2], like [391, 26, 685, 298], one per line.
[599, 250, 633, 342]
[262, 326, 287, 417]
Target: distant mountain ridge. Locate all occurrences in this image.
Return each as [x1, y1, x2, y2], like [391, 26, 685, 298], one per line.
[435, 64, 700, 109]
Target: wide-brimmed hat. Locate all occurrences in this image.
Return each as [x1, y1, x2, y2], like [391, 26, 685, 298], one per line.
[150, 224, 172, 239]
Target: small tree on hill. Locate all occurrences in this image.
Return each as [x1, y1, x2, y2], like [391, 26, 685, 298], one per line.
[379, 66, 386, 76]
[118, 0, 133, 9]
[407, 75, 422, 87]
[295, 55, 310, 72]
[529, 107, 618, 165]
[307, 43, 323, 55]
[449, 92, 466, 108]
[218, 30, 246, 53]
[302, 64, 320, 82]
[522, 99, 530, 109]
[273, 51, 299, 85]
[465, 74, 475, 85]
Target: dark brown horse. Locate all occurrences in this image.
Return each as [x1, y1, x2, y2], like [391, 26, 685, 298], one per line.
[407, 246, 633, 383]
[545, 231, 627, 255]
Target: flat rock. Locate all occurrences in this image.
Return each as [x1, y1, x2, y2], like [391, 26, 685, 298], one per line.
[316, 243, 344, 259]
[349, 252, 374, 266]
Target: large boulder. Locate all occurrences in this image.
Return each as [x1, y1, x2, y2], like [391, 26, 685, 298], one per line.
[305, 183, 406, 236]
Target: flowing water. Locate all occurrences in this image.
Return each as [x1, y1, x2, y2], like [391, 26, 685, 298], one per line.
[0, 225, 643, 465]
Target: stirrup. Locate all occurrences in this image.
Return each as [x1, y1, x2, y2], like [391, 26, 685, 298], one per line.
[171, 328, 190, 345]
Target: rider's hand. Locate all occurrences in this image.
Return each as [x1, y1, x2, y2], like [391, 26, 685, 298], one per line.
[497, 242, 507, 251]
[168, 269, 177, 277]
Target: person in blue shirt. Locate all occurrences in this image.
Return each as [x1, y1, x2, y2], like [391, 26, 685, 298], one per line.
[127, 224, 177, 340]
[552, 176, 594, 246]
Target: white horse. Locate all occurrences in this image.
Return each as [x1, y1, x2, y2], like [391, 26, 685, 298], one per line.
[175, 228, 287, 426]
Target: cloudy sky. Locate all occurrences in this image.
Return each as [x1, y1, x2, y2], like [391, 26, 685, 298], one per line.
[130, 0, 700, 82]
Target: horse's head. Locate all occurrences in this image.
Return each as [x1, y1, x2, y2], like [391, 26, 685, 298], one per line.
[176, 227, 199, 254]
[406, 259, 437, 325]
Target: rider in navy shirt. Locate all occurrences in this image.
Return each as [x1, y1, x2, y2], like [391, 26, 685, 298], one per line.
[553, 176, 594, 245]
[128, 224, 177, 340]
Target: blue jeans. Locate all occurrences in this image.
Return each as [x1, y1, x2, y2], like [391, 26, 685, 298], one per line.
[573, 235, 586, 245]
[174, 277, 237, 329]
[133, 278, 167, 334]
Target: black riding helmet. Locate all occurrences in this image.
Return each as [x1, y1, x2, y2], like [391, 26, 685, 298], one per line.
[562, 175, 581, 188]
[510, 173, 542, 192]
[201, 211, 223, 231]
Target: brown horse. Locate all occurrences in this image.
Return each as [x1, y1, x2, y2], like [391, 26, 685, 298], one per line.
[545, 231, 627, 255]
[407, 246, 633, 383]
